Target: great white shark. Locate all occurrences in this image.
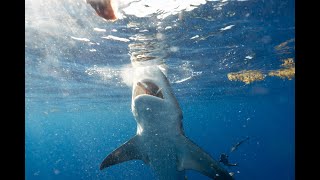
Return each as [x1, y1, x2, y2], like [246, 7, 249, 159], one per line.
[100, 65, 233, 180]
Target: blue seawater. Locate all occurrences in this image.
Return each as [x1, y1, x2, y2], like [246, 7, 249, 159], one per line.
[25, 0, 295, 179]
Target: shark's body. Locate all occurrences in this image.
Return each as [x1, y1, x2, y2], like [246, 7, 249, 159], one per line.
[100, 65, 233, 180]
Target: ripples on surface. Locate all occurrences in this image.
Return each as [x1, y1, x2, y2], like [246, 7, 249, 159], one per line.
[26, 0, 295, 105]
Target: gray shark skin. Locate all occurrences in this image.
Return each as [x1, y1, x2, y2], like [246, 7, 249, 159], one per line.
[100, 65, 233, 180]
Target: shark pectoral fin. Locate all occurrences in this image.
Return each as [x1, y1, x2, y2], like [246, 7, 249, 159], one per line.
[177, 136, 233, 180]
[100, 135, 147, 170]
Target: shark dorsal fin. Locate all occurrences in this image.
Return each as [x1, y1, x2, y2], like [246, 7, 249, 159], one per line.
[177, 136, 233, 180]
[100, 135, 147, 170]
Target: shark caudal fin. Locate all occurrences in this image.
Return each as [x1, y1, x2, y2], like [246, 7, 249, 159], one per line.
[100, 135, 148, 170]
[177, 136, 234, 180]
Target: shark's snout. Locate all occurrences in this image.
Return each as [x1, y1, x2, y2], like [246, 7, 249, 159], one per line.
[133, 80, 164, 99]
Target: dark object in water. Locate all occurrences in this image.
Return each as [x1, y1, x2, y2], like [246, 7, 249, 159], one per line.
[86, 0, 117, 20]
[219, 153, 238, 167]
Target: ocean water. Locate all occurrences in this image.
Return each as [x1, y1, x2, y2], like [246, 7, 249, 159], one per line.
[25, 0, 295, 180]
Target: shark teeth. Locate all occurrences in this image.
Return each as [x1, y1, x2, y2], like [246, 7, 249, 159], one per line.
[135, 81, 164, 99]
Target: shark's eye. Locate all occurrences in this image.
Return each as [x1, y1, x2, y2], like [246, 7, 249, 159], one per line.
[134, 80, 164, 99]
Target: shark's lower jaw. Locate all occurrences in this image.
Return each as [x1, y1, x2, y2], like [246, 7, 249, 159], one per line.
[133, 80, 164, 99]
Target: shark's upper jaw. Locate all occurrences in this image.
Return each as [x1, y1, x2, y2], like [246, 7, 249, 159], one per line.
[133, 80, 164, 99]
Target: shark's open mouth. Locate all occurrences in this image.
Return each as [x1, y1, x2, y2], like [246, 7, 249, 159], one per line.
[134, 80, 164, 99]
